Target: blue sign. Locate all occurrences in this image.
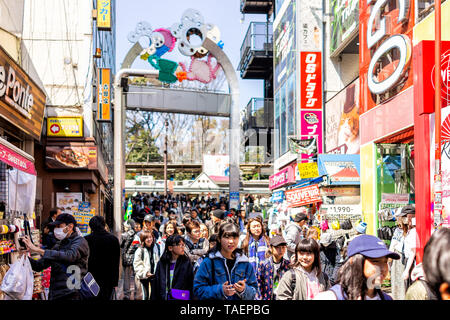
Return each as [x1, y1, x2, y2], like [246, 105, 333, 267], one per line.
[318, 154, 361, 185]
[271, 190, 285, 203]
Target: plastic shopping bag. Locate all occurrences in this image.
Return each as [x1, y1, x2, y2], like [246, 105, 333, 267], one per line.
[0, 255, 34, 300]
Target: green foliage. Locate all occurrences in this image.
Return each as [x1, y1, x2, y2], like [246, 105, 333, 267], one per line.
[126, 124, 163, 163]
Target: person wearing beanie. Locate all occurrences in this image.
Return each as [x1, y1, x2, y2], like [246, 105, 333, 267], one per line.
[205, 209, 225, 236]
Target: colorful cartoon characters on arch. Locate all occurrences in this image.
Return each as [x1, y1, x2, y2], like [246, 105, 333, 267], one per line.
[127, 9, 225, 84]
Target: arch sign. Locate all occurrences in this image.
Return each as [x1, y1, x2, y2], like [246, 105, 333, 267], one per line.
[127, 9, 225, 84]
[359, 0, 415, 112]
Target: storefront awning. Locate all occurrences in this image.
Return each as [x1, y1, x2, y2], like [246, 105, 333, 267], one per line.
[318, 154, 360, 186]
[0, 137, 36, 175]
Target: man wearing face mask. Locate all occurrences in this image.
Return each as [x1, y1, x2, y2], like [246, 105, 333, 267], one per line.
[21, 213, 89, 300]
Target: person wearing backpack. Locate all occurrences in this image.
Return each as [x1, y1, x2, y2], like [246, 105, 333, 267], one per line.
[314, 235, 400, 300]
[276, 238, 330, 300]
[193, 222, 258, 300]
[120, 219, 137, 300]
[319, 232, 342, 286]
[150, 235, 194, 300]
[133, 230, 163, 300]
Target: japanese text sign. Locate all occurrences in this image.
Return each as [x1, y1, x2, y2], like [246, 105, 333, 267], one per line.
[47, 117, 83, 137]
[97, 0, 111, 30]
[300, 52, 322, 109]
[269, 165, 295, 190]
[97, 68, 111, 121]
[298, 162, 319, 179]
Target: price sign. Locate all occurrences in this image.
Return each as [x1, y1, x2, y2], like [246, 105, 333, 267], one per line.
[320, 204, 361, 215]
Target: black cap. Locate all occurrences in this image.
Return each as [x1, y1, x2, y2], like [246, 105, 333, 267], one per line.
[293, 213, 308, 222]
[270, 235, 287, 247]
[399, 205, 415, 217]
[48, 213, 77, 227]
[212, 209, 225, 220]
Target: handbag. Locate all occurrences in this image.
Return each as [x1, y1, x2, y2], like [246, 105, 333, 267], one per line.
[79, 272, 100, 300]
[170, 288, 190, 300]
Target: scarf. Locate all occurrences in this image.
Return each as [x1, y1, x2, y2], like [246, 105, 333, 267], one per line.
[248, 236, 268, 273]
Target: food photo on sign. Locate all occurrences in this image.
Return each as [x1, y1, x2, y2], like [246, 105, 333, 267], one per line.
[45, 145, 97, 169]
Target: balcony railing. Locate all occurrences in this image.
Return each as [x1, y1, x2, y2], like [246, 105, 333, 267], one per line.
[239, 22, 273, 79]
[242, 98, 274, 131]
[240, 0, 273, 14]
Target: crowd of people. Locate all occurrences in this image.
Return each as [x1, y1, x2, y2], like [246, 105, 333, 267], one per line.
[17, 193, 450, 301]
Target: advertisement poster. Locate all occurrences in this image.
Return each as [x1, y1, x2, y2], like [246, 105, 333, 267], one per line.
[300, 110, 323, 162]
[274, 0, 296, 90]
[430, 107, 450, 228]
[285, 184, 321, 207]
[325, 79, 360, 154]
[56, 193, 83, 215]
[330, 0, 359, 56]
[47, 117, 83, 137]
[203, 155, 230, 178]
[46, 145, 98, 170]
[323, 161, 360, 183]
[73, 202, 95, 234]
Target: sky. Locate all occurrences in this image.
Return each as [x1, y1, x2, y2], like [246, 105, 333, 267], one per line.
[115, 0, 269, 110]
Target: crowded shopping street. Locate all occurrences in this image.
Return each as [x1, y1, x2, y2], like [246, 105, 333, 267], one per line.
[0, 0, 449, 309]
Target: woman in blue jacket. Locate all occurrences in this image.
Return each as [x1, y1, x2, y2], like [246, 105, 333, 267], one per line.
[193, 222, 258, 300]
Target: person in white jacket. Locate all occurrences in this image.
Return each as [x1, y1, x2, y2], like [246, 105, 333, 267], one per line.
[133, 230, 164, 300]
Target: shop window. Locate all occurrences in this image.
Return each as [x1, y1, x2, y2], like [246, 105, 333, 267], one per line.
[415, 0, 448, 23]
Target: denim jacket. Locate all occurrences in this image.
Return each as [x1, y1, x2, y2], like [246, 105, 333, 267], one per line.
[193, 251, 258, 300]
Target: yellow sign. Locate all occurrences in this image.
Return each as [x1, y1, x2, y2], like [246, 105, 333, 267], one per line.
[97, 68, 111, 121]
[298, 162, 319, 179]
[97, 0, 111, 30]
[47, 117, 83, 137]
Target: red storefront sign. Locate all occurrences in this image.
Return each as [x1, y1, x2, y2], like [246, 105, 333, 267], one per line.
[0, 141, 36, 175]
[269, 165, 295, 190]
[285, 184, 321, 207]
[359, 0, 415, 113]
[414, 40, 450, 114]
[300, 52, 322, 109]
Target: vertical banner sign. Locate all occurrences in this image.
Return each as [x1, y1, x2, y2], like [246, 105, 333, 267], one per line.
[300, 110, 323, 162]
[97, 68, 111, 121]
[97, 0, 111, 30]
[300, 52, 322, 109]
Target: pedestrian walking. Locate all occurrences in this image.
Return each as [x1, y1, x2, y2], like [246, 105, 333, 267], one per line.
[133, 230, 163, 300]
[193, 222, 258, 300]
[319, 232, 342, 286]
[405, 228, 450, 300]
[241, 217, 270, 278]
[389, 209, 409, 300]
[150, 235, 194, 300]
[276, 238, 330, 300]
[22, 214, 89, 300]
[84, 216, 120, 300]
[283, 211, 308, 261]
[184, 220, 209, 265]
[120, 219, 138, 300]
[256, 235, 290, 300]
[314, 235, 399, 300]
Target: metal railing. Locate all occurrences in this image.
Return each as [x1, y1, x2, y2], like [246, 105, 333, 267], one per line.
[242, 98, 274, 130]
[239, 22, 273, 66]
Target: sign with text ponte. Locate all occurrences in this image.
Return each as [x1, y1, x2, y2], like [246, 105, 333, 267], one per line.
[359, 0, 414, 113]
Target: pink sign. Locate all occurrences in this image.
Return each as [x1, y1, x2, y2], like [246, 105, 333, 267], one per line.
[300, 110, 323, 162]
[269, 165, 295, 190]
[0, 142, 36, 175]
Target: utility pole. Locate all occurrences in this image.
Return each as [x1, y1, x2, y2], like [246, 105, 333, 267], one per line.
[164, 118, 169, 197]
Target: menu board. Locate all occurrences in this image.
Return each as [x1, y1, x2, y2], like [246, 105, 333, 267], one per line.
[56, 193, 83, 215]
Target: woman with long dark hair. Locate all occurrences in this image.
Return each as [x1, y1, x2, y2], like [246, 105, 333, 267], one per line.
[193, 222, 258, 300]
[240, 217, 270, 277]
[150, 235, 194, 300]
[276, 238, 330, 300]
[314, 235, 399, 300]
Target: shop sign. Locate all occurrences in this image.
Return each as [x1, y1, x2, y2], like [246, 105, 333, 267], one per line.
[97, 68, 111, 121]
[274, 0, 296, 90]
[360, 0, 414, 112]
[288, 137, 317, 155]
[97, 0, 111, 30]
[269, 165, 295, 190]
[46, 144, 98, 170]
[322, 160, 360, 183]
[300, 110, 323, 162]
[299, 0, 322, 51]
[298, 162, 319, 179]
[320, 204, 361, 215]
[56, 193, 83, 215]
[381, 193, 409, 204]
[285, 184, 321, 207]
[321, 186, 360, 197]
[300, 52, 322, 109]
[73, 202, 95, 235]
[271, 190, 285, 203]
[0, 45, 46, 140]
[325, 79, 360, 154]
[0, 140, 36, 175]
[47, 117, 83, 137]
[414, 41, 450, 114]
[330, 0, 359, 56]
